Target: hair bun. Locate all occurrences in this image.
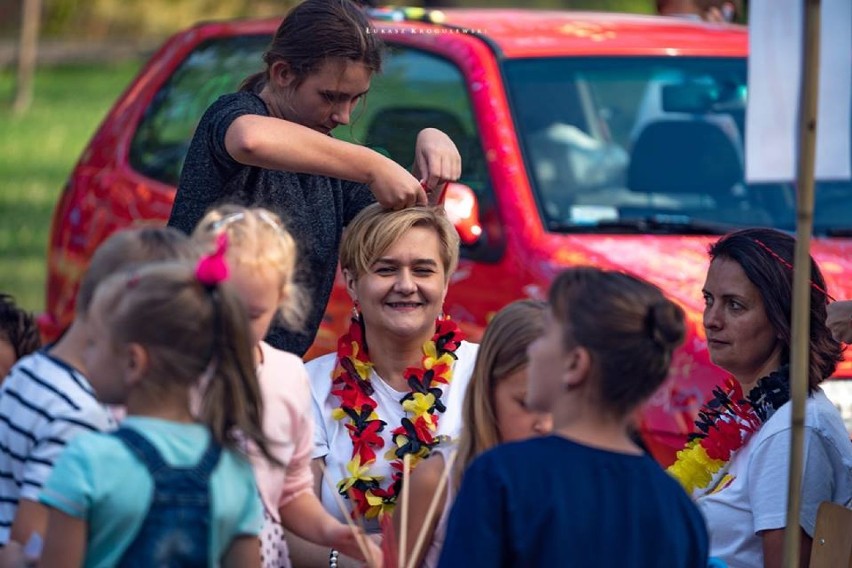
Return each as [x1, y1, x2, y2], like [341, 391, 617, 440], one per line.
[645, 301, 686, 350]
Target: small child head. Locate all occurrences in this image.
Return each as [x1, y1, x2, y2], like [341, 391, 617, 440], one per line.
[0, 294, 41, 378]
[76, 226, 198, 318]
[85, 260, 275, 461]
[454, 299, 551, 485]
[193, 205, 306, 345]
[528, 267, 685, 419]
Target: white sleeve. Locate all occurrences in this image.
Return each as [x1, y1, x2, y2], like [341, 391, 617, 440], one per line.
[311, 392, 330, 460]
[748, 426, 834, 536]
[306, 357, 332, 460]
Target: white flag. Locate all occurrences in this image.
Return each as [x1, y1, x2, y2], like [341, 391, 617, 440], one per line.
[746, 0, 851, 182]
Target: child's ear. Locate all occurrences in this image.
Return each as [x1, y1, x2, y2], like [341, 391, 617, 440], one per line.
[561, 346, 591, 391]
[270, 60, 295, 90]
[125, 343, 149, 386]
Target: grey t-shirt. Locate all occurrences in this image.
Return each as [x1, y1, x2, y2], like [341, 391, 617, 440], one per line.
[168, 91, 375, 356]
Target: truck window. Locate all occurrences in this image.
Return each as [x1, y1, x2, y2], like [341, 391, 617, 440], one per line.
[129, 35, 268, 186]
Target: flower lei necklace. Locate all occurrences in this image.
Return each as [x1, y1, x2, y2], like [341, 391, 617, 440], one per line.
[331, 314, 464, 519]
[667, 366, 791, 495]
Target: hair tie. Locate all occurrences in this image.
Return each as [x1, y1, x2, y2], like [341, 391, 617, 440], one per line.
[195, 233, 229, 288]
[644, 304, 661, 347]
[751, 238, 835, 302]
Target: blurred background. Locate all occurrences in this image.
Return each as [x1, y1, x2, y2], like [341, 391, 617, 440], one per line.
[0, 1, 653, 41]
[0, 0, 726, 316]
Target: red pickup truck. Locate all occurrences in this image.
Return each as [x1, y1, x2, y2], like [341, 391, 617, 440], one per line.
[42, 7, 852, 464]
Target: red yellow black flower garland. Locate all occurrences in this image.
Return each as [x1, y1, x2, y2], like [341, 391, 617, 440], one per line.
[331, 314, 464, 519]
[667, 366, 790, 494]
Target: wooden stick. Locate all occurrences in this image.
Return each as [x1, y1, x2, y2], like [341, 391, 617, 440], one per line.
[406, 450, 457, 568]
[317, 460, 376, 568]
[399, 453, 412, 568]
[784, 1, 821, 567]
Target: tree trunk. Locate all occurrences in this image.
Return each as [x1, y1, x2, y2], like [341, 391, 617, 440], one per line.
[13, 0, 42, 114]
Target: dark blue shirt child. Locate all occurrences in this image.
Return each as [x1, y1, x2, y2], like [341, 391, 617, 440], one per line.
[439, 436, 708, 568]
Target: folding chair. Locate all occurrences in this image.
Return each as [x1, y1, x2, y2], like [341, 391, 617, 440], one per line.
[809, 501, 852, 568]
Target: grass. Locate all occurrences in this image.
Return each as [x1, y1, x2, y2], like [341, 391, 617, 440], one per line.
[0, 60, 142, 314]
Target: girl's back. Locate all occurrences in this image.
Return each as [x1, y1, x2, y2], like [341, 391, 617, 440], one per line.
[441, 436, 706, 568]
[40, 417, 260, 567]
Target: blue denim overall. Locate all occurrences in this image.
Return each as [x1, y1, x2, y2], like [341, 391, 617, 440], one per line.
[112, 427, 222, 568]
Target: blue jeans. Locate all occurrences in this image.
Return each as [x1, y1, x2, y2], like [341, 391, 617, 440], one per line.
[113, 427, 221, 567]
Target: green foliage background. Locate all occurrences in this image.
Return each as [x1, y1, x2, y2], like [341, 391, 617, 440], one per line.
[1, 0, 655, 40]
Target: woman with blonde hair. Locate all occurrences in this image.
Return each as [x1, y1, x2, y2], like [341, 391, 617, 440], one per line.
[290, 204, 478, 567]
[394, 299, 552, 568]
[192, 205, 377, 567]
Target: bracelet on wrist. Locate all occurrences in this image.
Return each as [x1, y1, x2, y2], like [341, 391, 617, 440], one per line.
[329, 548, 339, 568]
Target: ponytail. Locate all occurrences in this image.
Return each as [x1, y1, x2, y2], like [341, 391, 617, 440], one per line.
[199, 286, 282, 466]
[239, 71, 266, 93]
[100, 259, 282, 468]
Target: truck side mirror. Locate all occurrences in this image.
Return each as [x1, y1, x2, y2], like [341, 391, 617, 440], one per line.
[443, 182, 482, 246]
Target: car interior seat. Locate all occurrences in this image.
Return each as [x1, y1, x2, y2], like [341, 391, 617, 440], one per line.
[627, 119, 771, 225]
[629, 119, 742, 196]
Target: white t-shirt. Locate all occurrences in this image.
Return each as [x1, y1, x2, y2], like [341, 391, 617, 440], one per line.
[697, 389, 852, 568]
[0, 350, 115, 544]
[307, 341, 478, 530]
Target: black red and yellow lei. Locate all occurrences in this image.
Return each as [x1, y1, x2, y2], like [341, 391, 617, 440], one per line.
[667, 366, 790, 494]
[331, 314, 464, 519]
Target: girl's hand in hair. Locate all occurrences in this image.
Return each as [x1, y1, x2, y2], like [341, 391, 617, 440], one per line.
[827, 300, 852, 343]
[367, 154, 428, 210]
[413, 128, 462, 204]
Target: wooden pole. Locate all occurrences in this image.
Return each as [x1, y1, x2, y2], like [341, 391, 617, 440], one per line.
[783, 0, 821, 566]
[12, 0, 43, 114]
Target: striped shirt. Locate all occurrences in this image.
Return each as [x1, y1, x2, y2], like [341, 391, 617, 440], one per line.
[0, 350, 114, 544]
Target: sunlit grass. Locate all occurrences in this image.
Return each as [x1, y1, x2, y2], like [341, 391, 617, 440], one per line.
[0, 60, 142, 314]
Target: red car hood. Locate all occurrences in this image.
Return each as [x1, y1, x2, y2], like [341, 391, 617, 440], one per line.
[537, 233, 852, 377]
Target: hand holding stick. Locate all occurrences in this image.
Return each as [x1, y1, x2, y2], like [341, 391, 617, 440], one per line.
[318, 461, 381, 568]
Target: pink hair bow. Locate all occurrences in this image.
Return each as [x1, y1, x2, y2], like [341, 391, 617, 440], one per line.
[195, 233, 229, 287]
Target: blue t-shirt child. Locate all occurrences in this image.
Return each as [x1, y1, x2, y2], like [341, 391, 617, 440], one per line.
[40, 416, 262, 568]
[439, 435, 708, 568]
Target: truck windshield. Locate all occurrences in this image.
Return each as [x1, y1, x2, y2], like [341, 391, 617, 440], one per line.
[504, 57, 851, 236]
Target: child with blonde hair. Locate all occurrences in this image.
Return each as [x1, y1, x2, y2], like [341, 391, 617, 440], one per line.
[395, 299, 552, 568]
[38, 248, 274, 567]
[193, 205, 377, 567]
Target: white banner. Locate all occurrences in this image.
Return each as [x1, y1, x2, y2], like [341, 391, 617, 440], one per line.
[745, 0, 851, 182]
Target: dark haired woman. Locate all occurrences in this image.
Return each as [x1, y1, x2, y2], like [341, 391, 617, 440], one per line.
[668, 228, 852, 568]
[168, 0, 461, 357]
[439, 267, 708, 568]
